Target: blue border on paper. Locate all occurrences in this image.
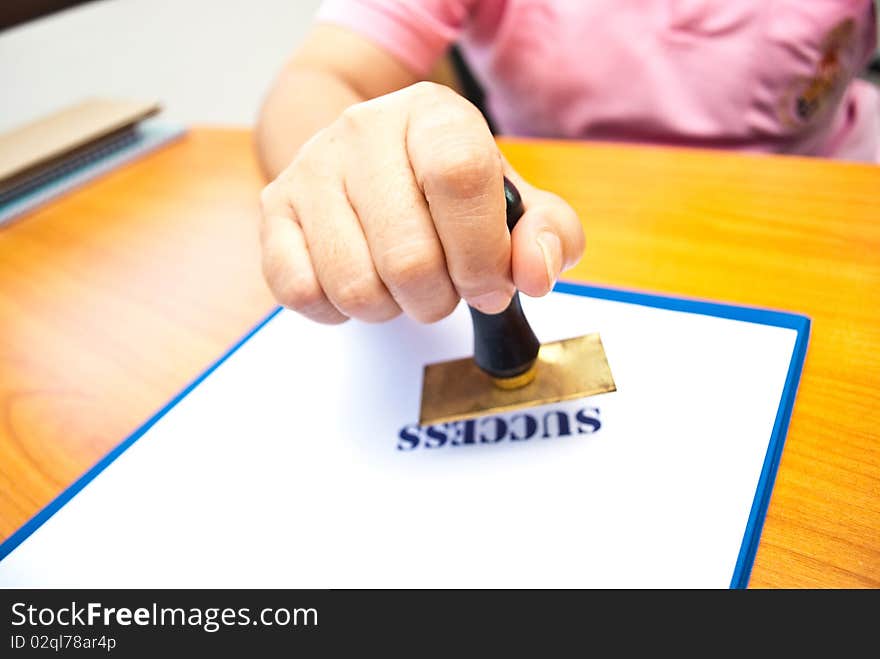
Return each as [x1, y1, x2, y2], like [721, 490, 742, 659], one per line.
[0, 282, 810, 589]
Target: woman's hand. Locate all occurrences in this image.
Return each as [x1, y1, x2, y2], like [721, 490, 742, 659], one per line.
[259, 81, 584, 325]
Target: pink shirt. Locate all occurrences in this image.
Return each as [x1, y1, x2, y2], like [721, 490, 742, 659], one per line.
[316, 0, 879, 162]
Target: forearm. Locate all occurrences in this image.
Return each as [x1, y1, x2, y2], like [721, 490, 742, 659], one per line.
[255, 65, 364, 180]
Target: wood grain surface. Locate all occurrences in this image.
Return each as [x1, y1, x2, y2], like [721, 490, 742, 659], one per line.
[1, 127, 877, 588]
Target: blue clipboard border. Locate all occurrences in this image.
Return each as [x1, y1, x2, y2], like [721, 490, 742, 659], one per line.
[0, 281, 810, 588]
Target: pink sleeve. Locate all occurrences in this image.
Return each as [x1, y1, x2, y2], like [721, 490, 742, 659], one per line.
[315, 0, 475, 76]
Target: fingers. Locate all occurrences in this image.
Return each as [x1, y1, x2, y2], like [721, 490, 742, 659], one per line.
[290, 176, 402, 323]
[258, 80, 584, 328]
[404, 83, 513, 314]
[260, 175, 402, 325]
[342, 145, 460, 324]
[502, 163, 585, 297]
[259, 196, 348, 325]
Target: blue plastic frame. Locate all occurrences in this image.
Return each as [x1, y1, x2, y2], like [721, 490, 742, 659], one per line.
[0, 281, 810, 588]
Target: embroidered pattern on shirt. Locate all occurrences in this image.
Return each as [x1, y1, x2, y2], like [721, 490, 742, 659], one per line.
[779, 18, 856, 128]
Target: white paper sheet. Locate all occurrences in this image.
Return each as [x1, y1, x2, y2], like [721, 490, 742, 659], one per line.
[0, 288, 799, 588]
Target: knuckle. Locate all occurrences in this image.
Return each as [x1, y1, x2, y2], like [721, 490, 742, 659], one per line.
[412, 83, 484, 124]
[259, 181, 282, 214]
[424, 144, 498, 197]
[285, 129, 340, 186]
[570, 218, 586, 260]
[452, 249, 509, 297]
[564, 205, 581, 232]
[409, 80, 453, 102]
[542, 192, 585, 262]
[271, 271, 324, 314]
[564, 206, 586, 250]
[412, 294, 460, 325]
[260, 245, 324, 313]
[378, 245, 445, 292]
[332, 274, 389, 317]
[548, 192, 580, 226]
[337, 101, 373, 134]
[375, 245, 460, 324]
[288, 150, 326, 186]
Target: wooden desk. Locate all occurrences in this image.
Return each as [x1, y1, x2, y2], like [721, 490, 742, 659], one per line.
[1, 128, 877, 588]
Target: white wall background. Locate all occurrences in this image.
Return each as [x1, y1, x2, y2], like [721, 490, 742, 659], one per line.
[0, 0, 323, 132]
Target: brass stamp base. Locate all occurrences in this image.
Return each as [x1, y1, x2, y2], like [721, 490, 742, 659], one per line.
[419, 333, 617, 426]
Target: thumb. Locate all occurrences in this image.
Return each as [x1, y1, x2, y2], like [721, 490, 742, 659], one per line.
[503, 167, 585, 297]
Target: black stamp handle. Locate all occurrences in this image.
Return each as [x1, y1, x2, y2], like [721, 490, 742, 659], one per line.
[467, 177, 540, 380]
